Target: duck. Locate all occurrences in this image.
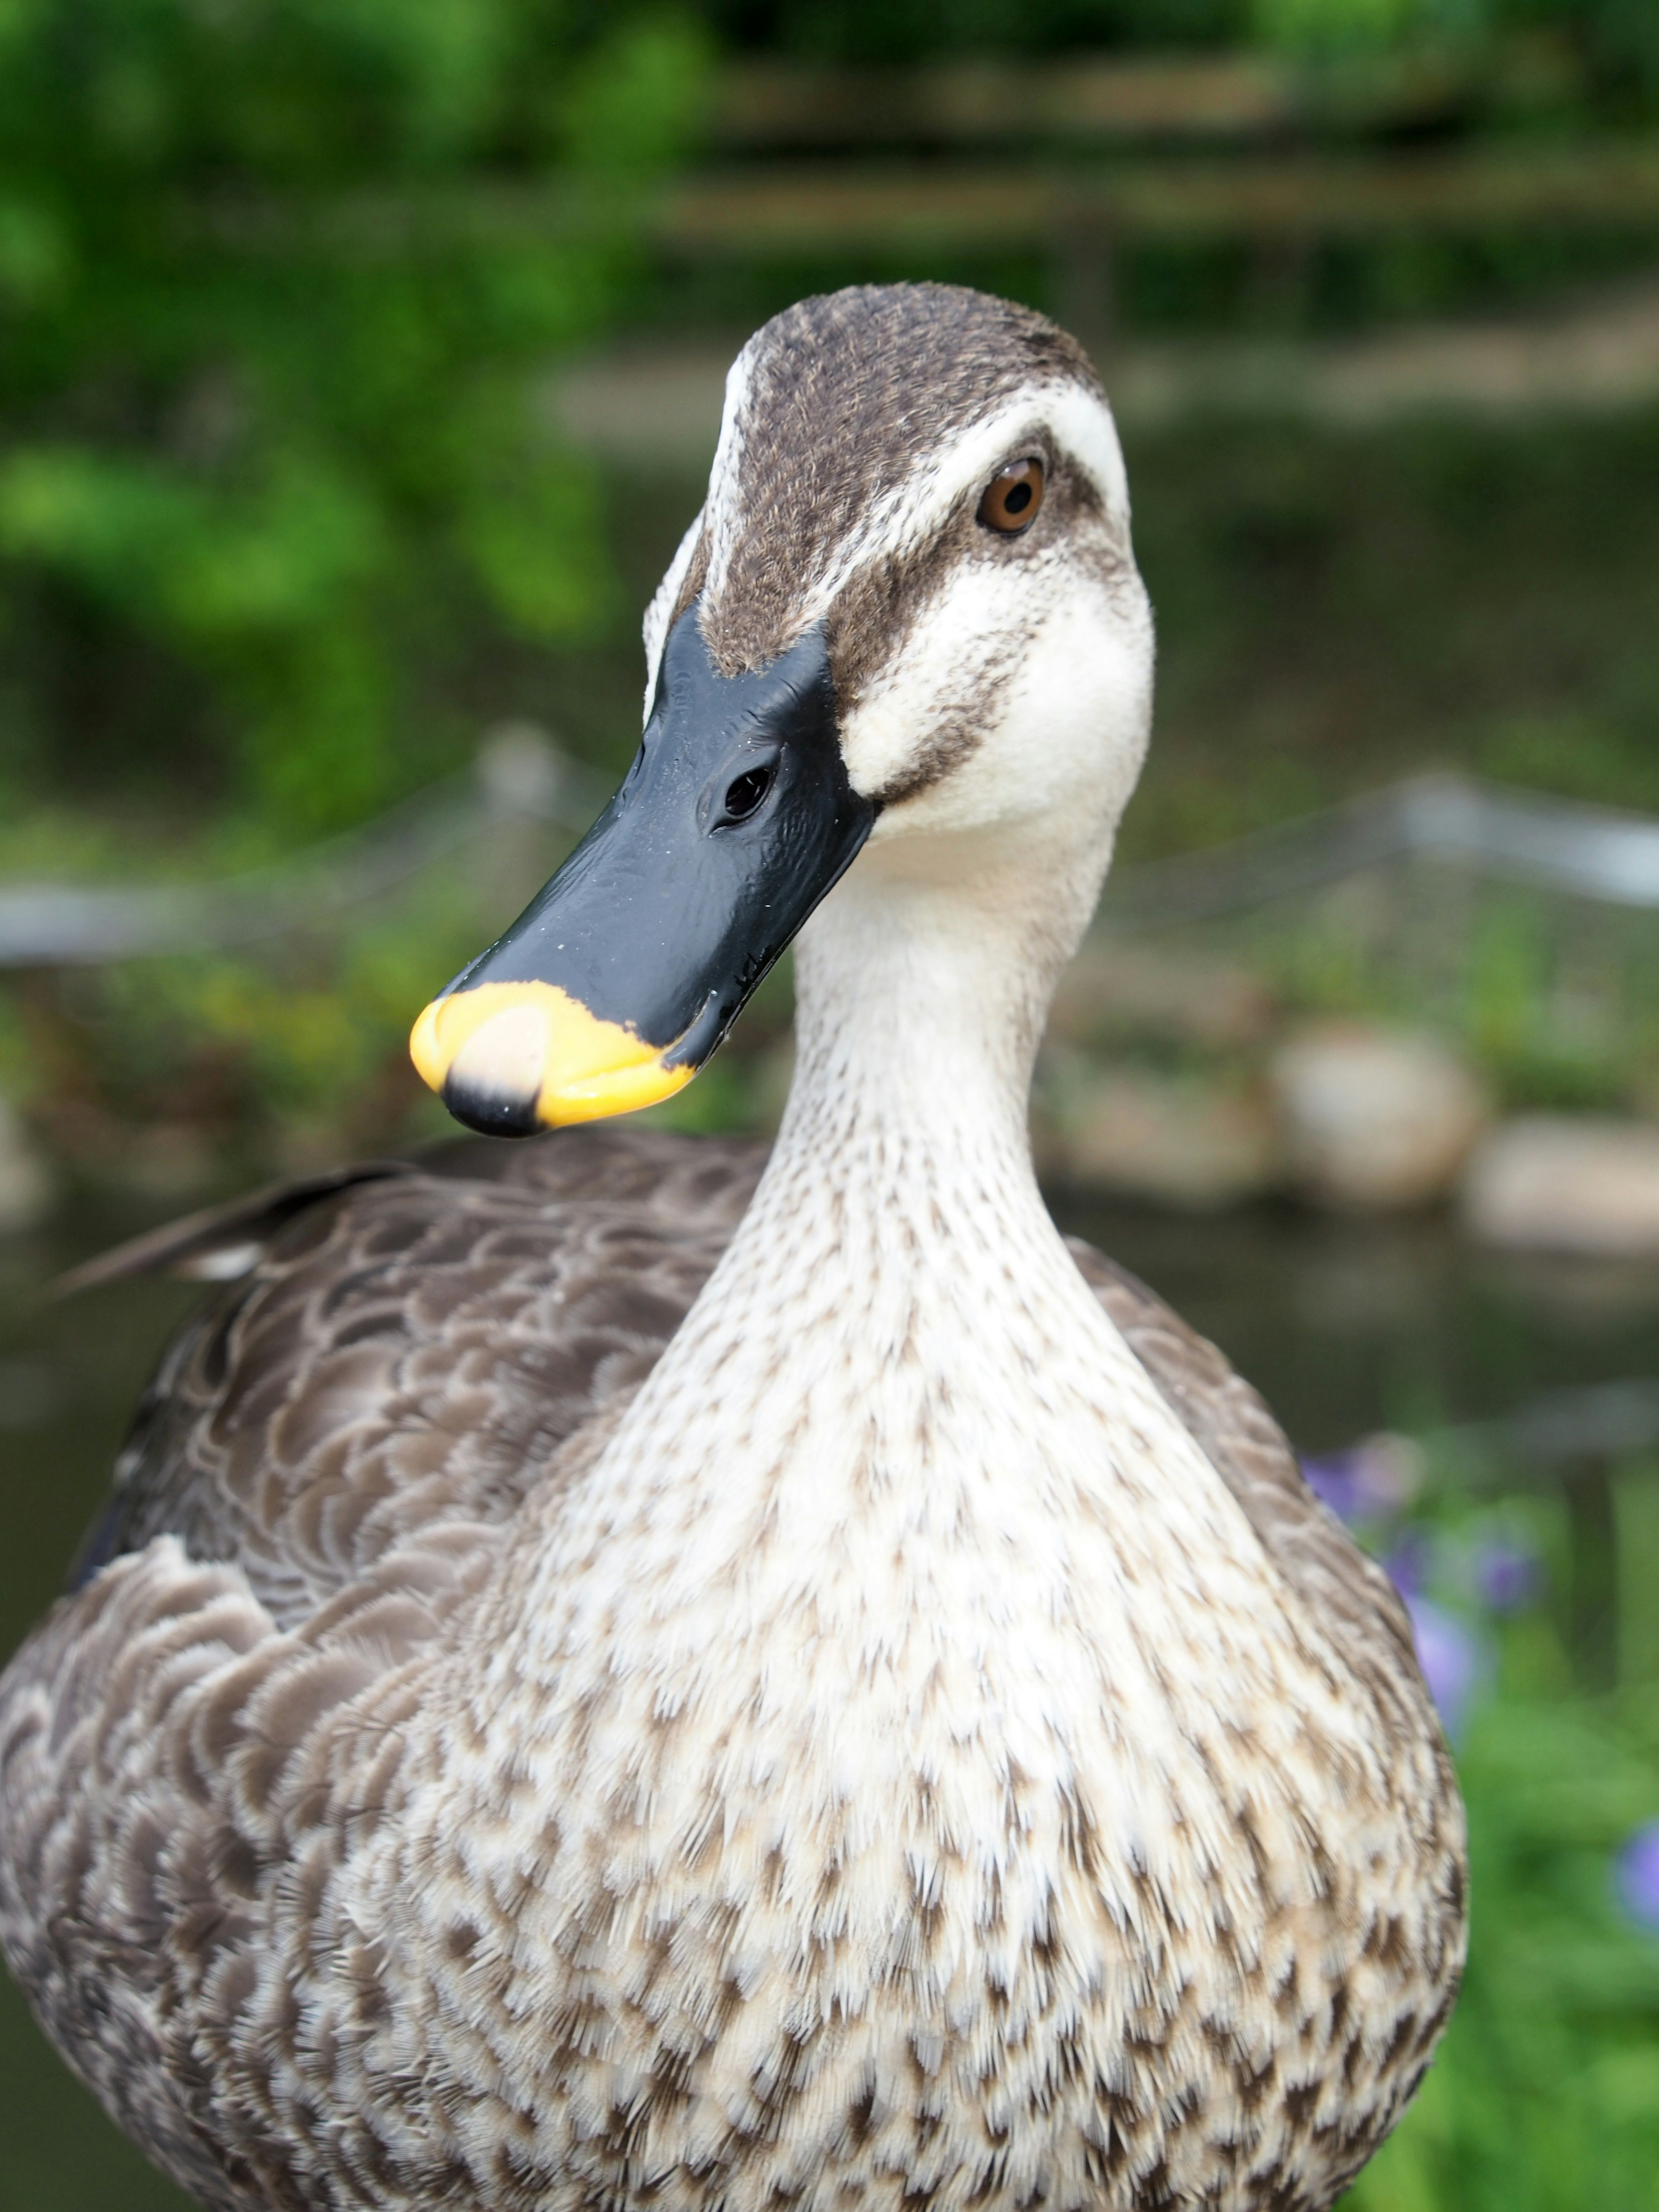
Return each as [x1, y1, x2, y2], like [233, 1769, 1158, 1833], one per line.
[0, 282, 1464, 2212]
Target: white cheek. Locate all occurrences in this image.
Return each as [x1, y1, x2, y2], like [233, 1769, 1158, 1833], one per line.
[983, 584, 1154, 829]
[838, 561, 1012, 797]
[841, 563, 1152, 839]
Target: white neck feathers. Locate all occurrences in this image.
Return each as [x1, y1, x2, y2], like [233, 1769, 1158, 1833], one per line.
[508, 843, 1298, 1754]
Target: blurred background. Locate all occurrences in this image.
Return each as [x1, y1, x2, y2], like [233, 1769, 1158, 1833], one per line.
[3, 0, 1659, 2205]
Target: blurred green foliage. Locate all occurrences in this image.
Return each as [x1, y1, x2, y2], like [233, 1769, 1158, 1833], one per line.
[0, 0, 1653, 849]
[1348, 1687, 1659, 2209]
[1333, 1460, 1659, 2210]
[0, 0, 711, 831]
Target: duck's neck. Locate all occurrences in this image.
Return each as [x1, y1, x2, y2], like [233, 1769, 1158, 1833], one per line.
[509, 826, 1277, 1764]
[702, 826, 1110, 1424]
[778, 839, 1074, 1220]
[521, 824, 1235, 1629]
[785, 836, 1070, 1186]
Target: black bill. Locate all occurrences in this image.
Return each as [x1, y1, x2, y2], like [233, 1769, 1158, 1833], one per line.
[410, 603, 876, 1135]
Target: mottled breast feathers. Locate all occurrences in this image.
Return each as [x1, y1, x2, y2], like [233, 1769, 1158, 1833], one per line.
[0, 1127, 1462, 2212]
[69, 1126, 1412, 1697]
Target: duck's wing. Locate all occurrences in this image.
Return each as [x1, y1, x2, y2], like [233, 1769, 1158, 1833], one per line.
[70, 1126, 768, 1628]
[52, 1162, 420, 1294]
[1067, 1239, 1420, 1678]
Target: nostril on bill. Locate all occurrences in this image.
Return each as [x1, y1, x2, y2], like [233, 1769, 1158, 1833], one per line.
[720, 766, 772, 823]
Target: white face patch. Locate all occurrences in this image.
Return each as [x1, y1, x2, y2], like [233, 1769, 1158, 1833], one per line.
[841, 556, 1154, 843]
[645, 335, 1152, 853]
[823, 381, 1151, 836]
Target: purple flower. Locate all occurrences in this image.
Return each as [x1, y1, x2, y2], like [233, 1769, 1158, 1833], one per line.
[1385, 1529, 1434, 1601]
[1615, 1820, 1659, 1934]
[1301, 1453, 1366, 1523]
[1299, 1434, 1424, 1527]
[1473, 1534, 1544, 1615]
[1406, 1596, 1487, 1741]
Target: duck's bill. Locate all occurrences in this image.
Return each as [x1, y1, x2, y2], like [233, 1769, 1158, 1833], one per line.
[410, 606, 876, 1137]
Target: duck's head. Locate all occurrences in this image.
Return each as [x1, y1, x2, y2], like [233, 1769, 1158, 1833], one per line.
[412, 283, 1153, 1136]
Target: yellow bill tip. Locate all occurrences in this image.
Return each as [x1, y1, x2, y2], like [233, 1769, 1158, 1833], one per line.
[409, 981, 693, 1131]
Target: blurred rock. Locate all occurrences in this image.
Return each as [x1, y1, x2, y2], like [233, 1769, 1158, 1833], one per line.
[1462, 1116, 1659, 1256]
[1049, 944, 1276, 1052]
[1272, 1024, 1488, 1211]
[477, 722, 563, 817]
[0, 1093, 52, 1232]
[1041, 1065, 1278, 1209]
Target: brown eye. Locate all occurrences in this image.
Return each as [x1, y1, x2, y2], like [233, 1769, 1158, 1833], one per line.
[978, 458, 1044, 535]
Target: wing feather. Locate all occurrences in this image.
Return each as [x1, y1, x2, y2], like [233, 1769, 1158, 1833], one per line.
[72, 1127, 766, 1626]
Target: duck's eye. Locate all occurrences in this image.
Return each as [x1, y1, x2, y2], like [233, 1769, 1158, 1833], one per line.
[978, 459, 1045, 535]
[719, 765, 772, 823]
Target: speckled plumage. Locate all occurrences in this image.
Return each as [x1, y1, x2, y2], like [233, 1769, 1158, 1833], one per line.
[0, 283, 1464, 2212]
